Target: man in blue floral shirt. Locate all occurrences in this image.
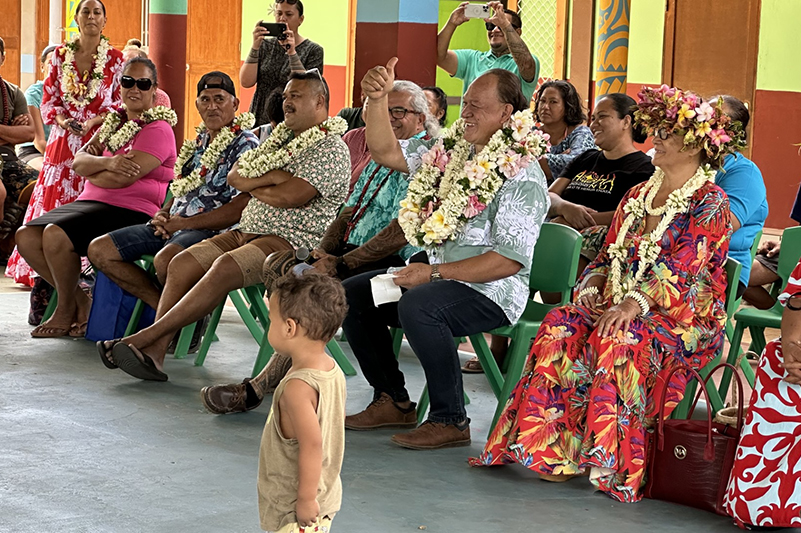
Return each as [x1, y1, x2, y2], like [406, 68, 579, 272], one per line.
[89, 72, 258, 313]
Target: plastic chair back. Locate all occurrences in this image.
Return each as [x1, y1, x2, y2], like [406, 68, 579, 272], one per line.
[777, 226, 801, 286]
[528, 222, 583, 303]
[724, 258, 743, 318]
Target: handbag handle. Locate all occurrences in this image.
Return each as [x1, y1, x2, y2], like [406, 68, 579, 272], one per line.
[687, 361, 747, 433]
[655, 365, 714, 461]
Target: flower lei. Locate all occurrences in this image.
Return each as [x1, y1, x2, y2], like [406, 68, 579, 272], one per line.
[606, 164, 716, 304]
[61, 35, 112, 108]
[96, 105, 178, 153]
[634, 85, 745, 167]
[398, 109, 550, 247]
[170, 112, 256, 197]
[237, 116, 347, 178]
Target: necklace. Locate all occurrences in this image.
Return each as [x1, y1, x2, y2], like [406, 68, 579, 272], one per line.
[398, 108, 549, 247]
[170, 112, 256, 198]
[61, 36, 112, 108]
[237, 116, 347, 178]
[607, 165, 716, 304]
[96, 105, 178, 153]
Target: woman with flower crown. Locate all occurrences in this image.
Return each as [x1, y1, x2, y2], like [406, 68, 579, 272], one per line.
[470, 85, 745, 502]
[6, 0, 123, 293]
[16, 57, 177, 338]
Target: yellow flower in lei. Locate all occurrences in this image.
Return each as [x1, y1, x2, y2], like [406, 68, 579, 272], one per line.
[96, 105, 178, 154]
[170, 112, 256, 198]
[608, 165, 716, 305]
[399, 108, 549, 247]
[237, 117, 347, 179]
[61, 36, 112, 109]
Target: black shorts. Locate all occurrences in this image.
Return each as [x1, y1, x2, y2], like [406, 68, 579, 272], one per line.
[26, 200, 151, 256]
[16, 145, 42, 164]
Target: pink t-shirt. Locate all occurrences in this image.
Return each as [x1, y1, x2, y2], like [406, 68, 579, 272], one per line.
[79, 120, 177, 216]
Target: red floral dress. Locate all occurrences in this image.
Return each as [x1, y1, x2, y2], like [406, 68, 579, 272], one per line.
[470, 181, 731, 503]
[5, 42, 123, 286]
[723, 259, 801, 529]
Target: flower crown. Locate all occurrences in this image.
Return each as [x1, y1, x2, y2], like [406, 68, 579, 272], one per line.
[634, 85, 746, 167]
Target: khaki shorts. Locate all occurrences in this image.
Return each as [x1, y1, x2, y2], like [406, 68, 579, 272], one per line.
[186, 229, 293, 287]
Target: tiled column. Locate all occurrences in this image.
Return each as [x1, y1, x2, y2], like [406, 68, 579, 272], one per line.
[352, 0, 439, 106]
[594, 0, 631, 97]
[149, 0, 187, 141]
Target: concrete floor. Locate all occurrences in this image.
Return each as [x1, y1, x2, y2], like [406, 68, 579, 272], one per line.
[0, 290, 752, 533]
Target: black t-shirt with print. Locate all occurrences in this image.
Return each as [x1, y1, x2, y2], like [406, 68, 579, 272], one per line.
[559, 149, 655, 213]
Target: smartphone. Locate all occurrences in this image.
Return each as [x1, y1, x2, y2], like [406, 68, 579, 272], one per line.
[258, 22, 287, 40]
[464, 3, 490, 19]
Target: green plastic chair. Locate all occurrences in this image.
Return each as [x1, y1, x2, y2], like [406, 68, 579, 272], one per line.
[413, 223, 584, 431]
[720, 226, 801, 397]
[671, 257, 742, 419]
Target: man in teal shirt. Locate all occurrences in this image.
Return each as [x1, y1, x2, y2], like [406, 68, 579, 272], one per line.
[437, 1, 540, 103]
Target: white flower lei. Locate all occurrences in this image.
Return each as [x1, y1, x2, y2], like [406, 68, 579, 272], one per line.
[237, 116, 347, 178]
[96, 105, 178, 153]
[61, 36, 112, 109]
[398, 109, 549, 247]
[170, 112, 256, 197]
[607, 164, 717, 304]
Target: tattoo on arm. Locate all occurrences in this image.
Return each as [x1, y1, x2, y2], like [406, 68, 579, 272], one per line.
[342, 219, 407, 270]
[318, 208, 353, 253]
[288, 53, 306, 73]
[503, 28, 538, 82]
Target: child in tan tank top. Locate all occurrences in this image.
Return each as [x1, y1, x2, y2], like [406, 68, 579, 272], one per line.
[258, 272, 348, 532]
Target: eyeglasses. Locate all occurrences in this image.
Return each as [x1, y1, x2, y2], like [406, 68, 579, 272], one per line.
[655, 127, 670, 140]
[121, 76, 153, 91]
[485, 22, 521, 32]
[389, 107, 420, 120]
[304, 68, 328, 96]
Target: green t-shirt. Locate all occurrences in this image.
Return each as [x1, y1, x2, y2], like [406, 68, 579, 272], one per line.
[18, 81, 51, 151]
[454, 49, 539, 102]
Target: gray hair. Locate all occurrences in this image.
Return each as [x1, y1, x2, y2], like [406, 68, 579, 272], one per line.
[392, 80, 440, 137]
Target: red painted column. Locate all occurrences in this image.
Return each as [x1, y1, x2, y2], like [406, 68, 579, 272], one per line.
[148, 0, 187, 143]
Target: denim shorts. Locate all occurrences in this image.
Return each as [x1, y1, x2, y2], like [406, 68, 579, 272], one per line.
[108, 223, 217, 262]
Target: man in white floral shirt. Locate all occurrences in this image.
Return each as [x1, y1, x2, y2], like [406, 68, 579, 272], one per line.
[342, 60, 550, 449]
[99, 70, 350, 382]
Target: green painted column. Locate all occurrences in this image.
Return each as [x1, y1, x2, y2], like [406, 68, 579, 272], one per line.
[595, 0, 631, 97]
[149, 0, 188, 142]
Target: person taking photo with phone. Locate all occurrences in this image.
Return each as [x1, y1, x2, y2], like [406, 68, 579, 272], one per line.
[240, 0, 324, 127]
[437, 1, 540, 104]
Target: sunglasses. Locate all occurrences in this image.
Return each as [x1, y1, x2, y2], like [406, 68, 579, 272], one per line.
[121, 76, 154, 91]
[655, 127, 670, 140]
[485, 22, 521, 32]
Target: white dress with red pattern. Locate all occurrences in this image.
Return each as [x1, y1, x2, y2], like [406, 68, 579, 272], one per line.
[723, 259, 801, 529]
[5, 42, 123, 286]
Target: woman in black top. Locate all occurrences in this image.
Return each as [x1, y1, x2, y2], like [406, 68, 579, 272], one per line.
[239, 0, 324, 126]
[548, 93, 654, 262]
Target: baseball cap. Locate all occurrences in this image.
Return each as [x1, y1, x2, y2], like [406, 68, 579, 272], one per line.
[197, 71, 236, 97]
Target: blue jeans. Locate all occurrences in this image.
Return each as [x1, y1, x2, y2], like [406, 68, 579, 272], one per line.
[108, 223, 217, 262]
[341, 270, 509, 425]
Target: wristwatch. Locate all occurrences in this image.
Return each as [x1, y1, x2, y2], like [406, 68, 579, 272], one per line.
[430, 264, 442, 282]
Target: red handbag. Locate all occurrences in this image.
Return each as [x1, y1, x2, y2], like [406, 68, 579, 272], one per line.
[644, 363, 744, 516]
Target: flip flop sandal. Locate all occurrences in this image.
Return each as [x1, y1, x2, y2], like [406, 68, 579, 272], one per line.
[68, 321, 88, 338]
[97, 339, 121, 369]
[30, 323, 72, 338]
[461, 356, 485, 374]
[112, 343, 168, 382]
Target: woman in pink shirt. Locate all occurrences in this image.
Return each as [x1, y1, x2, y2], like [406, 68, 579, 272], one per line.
[17, 57, 176, 338]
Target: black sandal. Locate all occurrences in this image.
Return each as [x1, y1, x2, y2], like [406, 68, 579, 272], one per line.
[97, 339, 121, 369]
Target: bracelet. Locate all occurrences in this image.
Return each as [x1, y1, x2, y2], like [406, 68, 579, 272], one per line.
[624, 291, 650, 317]
[576, 286, 598, 301]
[430, 263, 442, 282]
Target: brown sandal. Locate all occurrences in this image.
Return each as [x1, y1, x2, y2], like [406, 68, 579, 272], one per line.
[461, 357, 484, 374]
[31, 323, 71, 338]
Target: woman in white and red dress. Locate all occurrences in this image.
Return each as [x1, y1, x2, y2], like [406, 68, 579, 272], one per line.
[724, 258, 801, 529]
[5, 0, 123, 287]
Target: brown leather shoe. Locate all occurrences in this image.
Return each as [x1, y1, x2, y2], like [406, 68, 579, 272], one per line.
[200, 353, 293, 415]
[344, 393, 417, 430]
[200, 379, 259, 414]
[390, 420, 471, 450]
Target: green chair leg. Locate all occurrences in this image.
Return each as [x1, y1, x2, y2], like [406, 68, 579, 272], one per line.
[229, 290, 264, 342]
[124, 298, 147, 337]
[720, 322, 746, 399]
[252, 329, 275, 377]
[172, 321, 197, 360]
[415, 386, 470, 426]
[391, 328, 404, 357]
[469, 333, 503, 398]
[41, 291, 58, 324]
[489, 331, 531, 432]
[194, 299, 225, 367]
[326, 338, 357, 376]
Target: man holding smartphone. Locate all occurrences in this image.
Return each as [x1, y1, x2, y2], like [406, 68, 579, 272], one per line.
[437, 1, 540, 103]
[240, 0, 324, 127]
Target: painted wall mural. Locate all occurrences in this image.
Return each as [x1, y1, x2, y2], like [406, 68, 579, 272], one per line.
[594, 0, 631, 97]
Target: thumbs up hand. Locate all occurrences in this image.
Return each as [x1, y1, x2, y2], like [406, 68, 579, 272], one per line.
[361, 57, 398, 100]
